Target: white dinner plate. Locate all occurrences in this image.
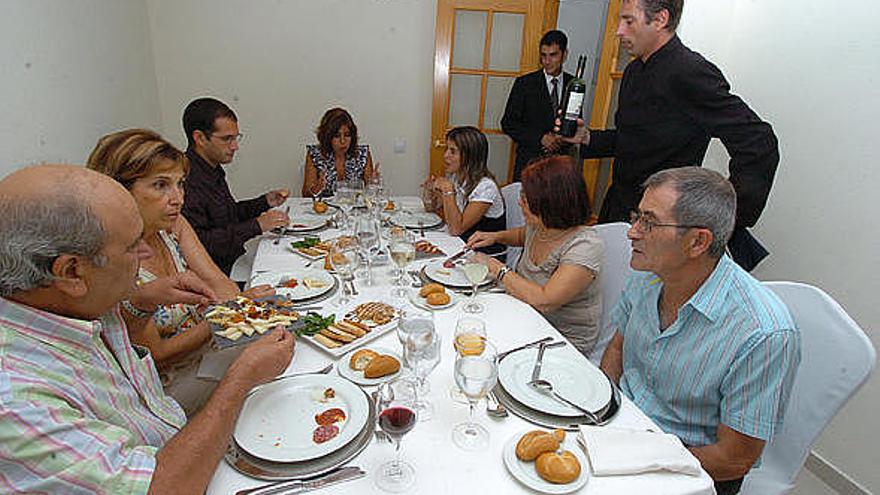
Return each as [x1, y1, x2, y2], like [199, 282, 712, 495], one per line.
[336, 347, 403, 386]
[406, 288, 459, 311]
[251, 269, 335, 301]
[285, 211, 329, 233]
[389, 210, 443, 230]
[422, 259, 493, 289]
[503, 429, 590, 494]
[234, 374, 369, 463]
[499, 349, 611, 417]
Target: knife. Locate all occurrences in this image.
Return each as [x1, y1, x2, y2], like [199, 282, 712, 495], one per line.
[497, 336, 553, 361]
[530, 341, 549, 383]
[442, 246, 472, 268]
[234, 466, 366, 495]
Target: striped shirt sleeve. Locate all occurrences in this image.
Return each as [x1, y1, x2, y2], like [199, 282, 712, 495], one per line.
[719, 329, 800, 441]
[0, 385, 156, 495]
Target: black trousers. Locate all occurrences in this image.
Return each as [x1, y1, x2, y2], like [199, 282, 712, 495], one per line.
[714, 477, 743, 495]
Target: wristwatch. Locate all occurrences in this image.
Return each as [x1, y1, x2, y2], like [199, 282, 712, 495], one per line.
[121, 300, 155, 319]
[496, 266, 512, 283]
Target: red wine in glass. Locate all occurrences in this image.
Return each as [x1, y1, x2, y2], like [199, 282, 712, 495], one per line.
[379, 406, 417, 439]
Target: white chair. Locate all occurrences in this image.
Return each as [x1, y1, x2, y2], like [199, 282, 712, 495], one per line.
[229, 236, 261, 283]
[500, 182, 524, 268]
[740, 282, 876, 495]
[587, 222, 633, 365]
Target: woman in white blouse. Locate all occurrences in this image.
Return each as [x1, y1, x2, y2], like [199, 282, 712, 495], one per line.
[424, 126, 506, 257]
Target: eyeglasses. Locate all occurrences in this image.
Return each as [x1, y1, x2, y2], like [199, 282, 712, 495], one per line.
[629, 210, 706, 233]
[209, 132, 244, 145]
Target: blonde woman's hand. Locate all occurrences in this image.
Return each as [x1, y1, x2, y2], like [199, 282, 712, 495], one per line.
[467, 231, 497, 249]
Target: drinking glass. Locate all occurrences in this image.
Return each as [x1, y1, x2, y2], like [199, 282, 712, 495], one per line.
[452, 341, 498, 451]
[398, 310, 435, 394]
[333, 181, 354, 229]
[461, 253, 489, 314]
[328, 236, 360, 307]
[450, 317, 487, 403]
[402, 331, 441, 421]
[388, 231, 415, 298]
[353, 214, 379, 286]
[375, 378, 418, 492]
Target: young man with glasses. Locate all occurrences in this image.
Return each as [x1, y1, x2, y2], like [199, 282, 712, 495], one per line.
[601, 167, 800, 495]
[181, 97, 290, 274]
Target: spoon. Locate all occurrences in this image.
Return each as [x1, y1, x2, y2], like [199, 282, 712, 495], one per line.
[528, 379, 601, 425]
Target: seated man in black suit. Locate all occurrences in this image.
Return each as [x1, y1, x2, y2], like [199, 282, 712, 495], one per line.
[501, 30, 574, 181]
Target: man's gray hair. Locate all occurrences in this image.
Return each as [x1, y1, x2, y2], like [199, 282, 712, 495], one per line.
[643, 166, 736, 258]
[0, 195, 107, 297]
[636, 0, 683, 32]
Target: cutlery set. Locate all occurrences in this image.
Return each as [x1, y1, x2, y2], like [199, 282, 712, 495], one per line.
[234, 466, 365, 495]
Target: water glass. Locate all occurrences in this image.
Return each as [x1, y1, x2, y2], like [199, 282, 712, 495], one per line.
[451, 341, 498, 451]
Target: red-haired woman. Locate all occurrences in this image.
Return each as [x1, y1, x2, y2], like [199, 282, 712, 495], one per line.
[469, 156, 603, 355]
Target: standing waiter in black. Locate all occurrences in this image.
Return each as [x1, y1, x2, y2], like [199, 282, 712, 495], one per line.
[502, 30, 574, 182]
[562, 0, 779, 271]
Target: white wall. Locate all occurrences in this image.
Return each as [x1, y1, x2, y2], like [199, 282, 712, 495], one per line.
[0, 0, 160, 176]
[679, 0, 880, 490]
[145, 0, 436, 200]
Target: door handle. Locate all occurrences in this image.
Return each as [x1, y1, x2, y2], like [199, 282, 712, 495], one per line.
[433, 139, 446, 148]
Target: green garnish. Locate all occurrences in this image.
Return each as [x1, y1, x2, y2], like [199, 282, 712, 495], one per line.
[290, 237, 321, 249]
[298, 312, 335, 336]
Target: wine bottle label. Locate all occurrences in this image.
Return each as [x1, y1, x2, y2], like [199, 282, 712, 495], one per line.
[565, 93, 585, 117]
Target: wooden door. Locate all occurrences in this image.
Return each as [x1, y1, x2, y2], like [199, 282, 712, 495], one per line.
[430, 0, 557, 184]
[583, 0, 628, 211]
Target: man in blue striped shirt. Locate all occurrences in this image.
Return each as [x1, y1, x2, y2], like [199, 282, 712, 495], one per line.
[601, 167, 800, 494]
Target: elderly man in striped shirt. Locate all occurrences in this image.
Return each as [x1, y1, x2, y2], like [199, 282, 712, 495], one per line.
[600, 167, 800, 495]
[0, 165, 295, 494]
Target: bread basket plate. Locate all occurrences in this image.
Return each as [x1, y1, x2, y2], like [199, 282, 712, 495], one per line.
[406, 288, 459, 311]
[234, 374, 368, 463]
[302, 300, 402, 357]
[499, 349, 611, 417]
[503, 429, 589, 494]
[336, 347, 403, 386]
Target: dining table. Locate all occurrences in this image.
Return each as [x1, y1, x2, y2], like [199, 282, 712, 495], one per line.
[205, 197, 716, 495]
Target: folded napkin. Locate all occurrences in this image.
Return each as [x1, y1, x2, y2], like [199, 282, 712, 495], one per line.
[579, 426, 702, 477]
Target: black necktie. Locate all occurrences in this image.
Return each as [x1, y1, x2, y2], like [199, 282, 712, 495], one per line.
[550, 78, 559, 113]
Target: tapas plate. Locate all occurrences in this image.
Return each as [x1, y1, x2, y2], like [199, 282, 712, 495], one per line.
[422, 259, 493, 289]
[302, 301, 402, 357]
[251, 270, 335, 301]
[234, 374, 369, 463]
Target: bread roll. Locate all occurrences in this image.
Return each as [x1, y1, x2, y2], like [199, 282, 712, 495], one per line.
[419, 283, 445, 298]
[426, 292, 450, 306]
[313, 201, 329, 214]
[515, 430, 560, 461]
[349, 349, 379, 370]
[364, 355, 400, 378]
[535, 450, 581, 484]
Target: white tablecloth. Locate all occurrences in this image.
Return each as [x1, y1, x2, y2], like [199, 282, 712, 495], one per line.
[206, 198, 715, 495]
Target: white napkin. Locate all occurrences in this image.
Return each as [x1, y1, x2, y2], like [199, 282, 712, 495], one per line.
[579, 425, 702, 477]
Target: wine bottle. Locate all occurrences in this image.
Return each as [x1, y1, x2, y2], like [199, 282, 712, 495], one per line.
[559, 55, 587, 138]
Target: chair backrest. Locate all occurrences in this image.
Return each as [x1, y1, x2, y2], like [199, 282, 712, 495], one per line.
[587, 222, 633, 364]
[740, 282, 876, 495]
[501, 182, 524, 268]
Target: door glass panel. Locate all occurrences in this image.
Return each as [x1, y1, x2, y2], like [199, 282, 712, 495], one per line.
[488, 12, 524, 72]
[615, 40, 631, 72]
[452, 10, 487, 69]
[486, 133, 512, 184]
[449, 73, 482, 126]
[484, 76, 516, 131]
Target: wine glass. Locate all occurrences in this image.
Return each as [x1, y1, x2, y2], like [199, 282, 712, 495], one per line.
[375, 378, 418, 492]
[328, 236, 360, 307]
[388, 230, 415, 298]
[450, 317, 487, 403]
[461, 253, 489, 314]
[333, 180, 354, 229]
[354, 213, 380, 286]
[452, 340, 498, 451]
[402, 331, 441, 421]
[398, 310, 435, 394]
